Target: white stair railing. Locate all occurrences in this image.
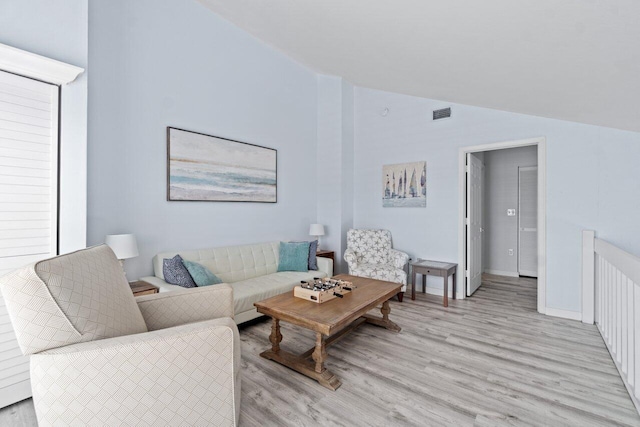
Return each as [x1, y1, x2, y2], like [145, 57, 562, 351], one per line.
[583, 230, 640, 413]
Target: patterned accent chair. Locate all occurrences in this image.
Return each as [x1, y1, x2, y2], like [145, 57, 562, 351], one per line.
[0, 245, 240, 426]
[344, 229, 410, 301]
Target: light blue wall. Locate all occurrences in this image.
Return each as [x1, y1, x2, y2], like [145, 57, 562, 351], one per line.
[353, 86, 640, 313]
[87, 0, 318, 278]
[0, 0, 88, 253]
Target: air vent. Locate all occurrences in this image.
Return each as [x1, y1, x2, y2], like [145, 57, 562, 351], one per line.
[433, 107, 451, 120]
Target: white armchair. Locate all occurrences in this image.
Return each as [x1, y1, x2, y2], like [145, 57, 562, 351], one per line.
[343, 229, 410, 301]
[0, 245, 240, 426]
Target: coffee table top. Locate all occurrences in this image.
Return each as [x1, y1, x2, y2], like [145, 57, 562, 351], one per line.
[254, 274, 402, 336]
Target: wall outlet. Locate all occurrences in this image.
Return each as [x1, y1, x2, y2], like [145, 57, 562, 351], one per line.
[507, 209, 516, 216]
[508, 249, 514, 256]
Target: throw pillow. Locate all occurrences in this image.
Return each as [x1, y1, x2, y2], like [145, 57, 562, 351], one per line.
[163, 255, 197, 288]
[308, 240, 318, 270]
[278, 241, 310, 272]
[182, 260, 223, 287]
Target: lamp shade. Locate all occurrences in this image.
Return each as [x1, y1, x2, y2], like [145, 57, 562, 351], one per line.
[105, 234, 139, 260]
[309, 224, 325, 237]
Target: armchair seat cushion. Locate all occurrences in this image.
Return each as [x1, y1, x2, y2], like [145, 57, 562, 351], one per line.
[350, 263, 407, 288]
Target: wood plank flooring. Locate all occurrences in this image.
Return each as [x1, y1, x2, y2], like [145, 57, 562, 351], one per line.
[2, 274, 638, 426]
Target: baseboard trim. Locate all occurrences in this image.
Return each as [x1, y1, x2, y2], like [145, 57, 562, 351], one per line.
[483, 269, 519, 278]
[545, 307, 582, 321]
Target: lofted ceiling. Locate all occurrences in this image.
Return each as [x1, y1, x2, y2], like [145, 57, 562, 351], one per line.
[198, 0, 640, 133]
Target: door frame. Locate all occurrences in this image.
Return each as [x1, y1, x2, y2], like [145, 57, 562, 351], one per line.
[457, 137, 547, 314]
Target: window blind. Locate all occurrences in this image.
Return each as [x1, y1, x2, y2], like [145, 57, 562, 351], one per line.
[0, 69, 59, 408]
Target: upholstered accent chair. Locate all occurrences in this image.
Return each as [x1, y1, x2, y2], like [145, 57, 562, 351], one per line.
[0, 245, 240, 426]
[344, 229, 410, 301]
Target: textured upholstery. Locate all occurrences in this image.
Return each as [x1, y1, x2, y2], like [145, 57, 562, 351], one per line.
[344, 229, 409, 293]
[32, 318, 240, 426]
[153, 242, 280, 284]
[0, 246, 240, 427]
[136, 284, 234, 331]
[143, 242, 333, 324]
[0, 245, 147, 355]
[230, 271, 327, 315]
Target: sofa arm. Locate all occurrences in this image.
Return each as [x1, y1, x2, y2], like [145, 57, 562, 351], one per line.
[344, 248, 358, 267]
[136, 283, 234, 331]
[139, 275, 181, 293]
[316, 256, 333, 277]
[33, 318, 240, 426]
[389, 249, 410, 269]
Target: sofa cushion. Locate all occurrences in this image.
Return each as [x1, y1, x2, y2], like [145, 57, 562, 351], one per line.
[277, 242, 310, 272]
[182, 260, 223, 287]
[231, 270, 327, 315]
[0, 245, 148, 355]
[153, 242, 280, 284]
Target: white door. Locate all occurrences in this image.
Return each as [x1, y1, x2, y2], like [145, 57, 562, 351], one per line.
[518, 166, 538, 277]
[466, 153, 483, 296]
[0, 70, 59, 408]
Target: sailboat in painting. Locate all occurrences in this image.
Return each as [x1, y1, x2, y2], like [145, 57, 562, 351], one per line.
[409, 169, 418, 197]
[382, 161, 427, 207]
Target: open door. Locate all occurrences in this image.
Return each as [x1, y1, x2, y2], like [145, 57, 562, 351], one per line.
[518, 166, 538, 277]
[466, 153, 483, 296]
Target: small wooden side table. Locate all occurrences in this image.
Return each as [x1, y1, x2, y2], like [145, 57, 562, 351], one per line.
[316, 250, 334, 263]
[411, 260, 457, 307]
[130, 280, 159, 297]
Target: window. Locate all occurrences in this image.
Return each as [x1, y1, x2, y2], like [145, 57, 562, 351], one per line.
[0, 69, 59, 406]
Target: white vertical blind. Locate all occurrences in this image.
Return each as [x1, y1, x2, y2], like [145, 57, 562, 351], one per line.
[0, 69, 59, 408]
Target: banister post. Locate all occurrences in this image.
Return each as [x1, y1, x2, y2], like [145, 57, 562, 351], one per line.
[582, 230, 596, 324]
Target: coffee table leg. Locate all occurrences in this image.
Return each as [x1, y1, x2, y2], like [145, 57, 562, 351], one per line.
[269, 318, 282, 353]
[452, 272, 456, 300]
[312, 332, 327, 374]
[364, 300, 401, 332]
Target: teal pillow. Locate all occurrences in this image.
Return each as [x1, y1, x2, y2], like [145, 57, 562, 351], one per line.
[182, 260, 223, 286]
[278, 242, 310, 272]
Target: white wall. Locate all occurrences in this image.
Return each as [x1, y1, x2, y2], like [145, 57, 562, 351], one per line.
[0, 0, 88, 254]
[353, 86, 640, 314]
[316, 76, 354, 273]
[87, 0, 318, 279]
[483, 146, 538, 276]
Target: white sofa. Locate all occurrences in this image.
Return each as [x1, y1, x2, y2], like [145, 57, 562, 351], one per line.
[141, 242, 333, 324]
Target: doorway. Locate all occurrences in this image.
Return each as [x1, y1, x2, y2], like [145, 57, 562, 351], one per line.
[458, 137, 547, 314]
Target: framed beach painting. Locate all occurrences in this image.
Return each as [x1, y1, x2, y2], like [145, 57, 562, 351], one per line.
[167, 127, 277, 202]
[382, 161, 426, 207]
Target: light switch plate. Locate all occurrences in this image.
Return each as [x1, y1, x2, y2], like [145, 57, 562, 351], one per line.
[507, 209, 516, 216]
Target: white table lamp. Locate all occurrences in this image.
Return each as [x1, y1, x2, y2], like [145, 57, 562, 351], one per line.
[309, 224, 325, 251]
[105, 234, 139, 274]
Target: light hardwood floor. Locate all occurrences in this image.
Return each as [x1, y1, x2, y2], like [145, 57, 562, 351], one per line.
[2, 274, 639, 426]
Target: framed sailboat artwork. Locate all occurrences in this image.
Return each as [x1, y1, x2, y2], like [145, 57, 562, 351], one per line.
[382, 161, 426, 207]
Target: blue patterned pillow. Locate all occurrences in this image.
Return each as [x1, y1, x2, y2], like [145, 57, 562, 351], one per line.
[278, 242, 310, 272]
[182, 260, 223, 287]
[163, 255, 197, 288]
[308, 240, 318, 270]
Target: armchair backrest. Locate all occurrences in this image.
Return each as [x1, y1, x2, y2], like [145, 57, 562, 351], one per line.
[0, 245, 148, 355]
[346, 229, 393, 265]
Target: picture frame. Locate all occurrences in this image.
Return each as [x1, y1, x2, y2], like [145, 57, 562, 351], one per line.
[167, 127, 277, 203]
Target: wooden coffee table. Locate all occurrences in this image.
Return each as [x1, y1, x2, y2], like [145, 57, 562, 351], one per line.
[254, 274, 402, 390]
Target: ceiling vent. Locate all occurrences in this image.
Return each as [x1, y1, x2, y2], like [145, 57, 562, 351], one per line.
[433, 107, 451, 121]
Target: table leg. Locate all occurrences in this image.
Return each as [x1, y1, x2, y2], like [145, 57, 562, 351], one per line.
[443, 274, 448, 307]
[312, 332, 327, 374]
[452, 272, 456, 300]
[412, 270, 417, 300]
[269, 317, 282, 353]
[422, 274, 426, 293]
